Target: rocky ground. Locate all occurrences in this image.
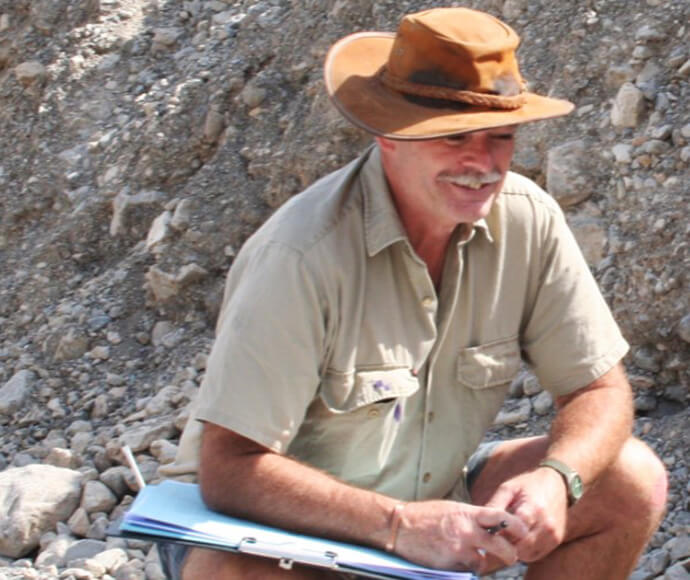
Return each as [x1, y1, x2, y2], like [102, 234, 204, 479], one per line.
[0, 0, 687, 579]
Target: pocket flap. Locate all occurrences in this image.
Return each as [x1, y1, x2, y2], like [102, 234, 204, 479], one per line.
[320, 368, 419, 412]
[457, 336, 521, 389]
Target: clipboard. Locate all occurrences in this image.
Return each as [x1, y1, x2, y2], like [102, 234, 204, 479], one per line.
[113, 480, 476, 580]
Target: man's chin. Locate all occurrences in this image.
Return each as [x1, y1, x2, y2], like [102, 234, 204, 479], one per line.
[453, 195, 498, 223]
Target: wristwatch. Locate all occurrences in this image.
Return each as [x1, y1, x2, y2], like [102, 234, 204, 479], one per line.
[539, 458, 584, 506]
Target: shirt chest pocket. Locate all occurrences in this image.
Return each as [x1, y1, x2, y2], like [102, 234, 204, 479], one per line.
[320, 367, 420, 411]
[304, 368, 420, 486]
[457, 336, 521, 389]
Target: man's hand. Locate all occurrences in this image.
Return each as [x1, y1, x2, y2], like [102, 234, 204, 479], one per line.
[394, 500, 528, 575]
[479, 365, 634, 564]
[485, 467, 569, 562]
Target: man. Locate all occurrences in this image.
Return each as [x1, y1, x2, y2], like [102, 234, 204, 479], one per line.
[160, 7, 667, 579]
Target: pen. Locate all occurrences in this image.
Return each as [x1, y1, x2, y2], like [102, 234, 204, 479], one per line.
[477, 521, 509, 559]
[485, 520, 508, 535]
[122, 445, 147, 491]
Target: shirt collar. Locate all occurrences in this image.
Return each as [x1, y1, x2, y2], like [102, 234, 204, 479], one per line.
[360, 145, 494, 257]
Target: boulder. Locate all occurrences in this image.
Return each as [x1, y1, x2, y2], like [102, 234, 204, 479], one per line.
[545, 140, 595, 206]
[0, 465, 82, 558]
[81, 480, 118, 514]
[0, 370, 36, 415]
[611, 82, 646, 128]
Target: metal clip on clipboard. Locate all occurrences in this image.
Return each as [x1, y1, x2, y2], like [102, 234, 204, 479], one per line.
[238, 537, 339, 571]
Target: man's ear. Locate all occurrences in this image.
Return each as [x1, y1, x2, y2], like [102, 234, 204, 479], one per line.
[375, 136, 396, 152]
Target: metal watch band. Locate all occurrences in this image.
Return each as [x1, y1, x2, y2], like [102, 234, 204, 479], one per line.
[539, 458, 584, 506]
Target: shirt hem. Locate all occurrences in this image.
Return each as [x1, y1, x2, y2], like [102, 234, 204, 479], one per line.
[542, 338, 630, 397]
[195, 406, 288, 454]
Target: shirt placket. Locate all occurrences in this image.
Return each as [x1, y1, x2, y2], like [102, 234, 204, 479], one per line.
[396, 241, 436, 499]
[414, 234, 468, 499]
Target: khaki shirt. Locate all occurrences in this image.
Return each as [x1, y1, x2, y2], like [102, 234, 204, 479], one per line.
[163, 146, 629, 502]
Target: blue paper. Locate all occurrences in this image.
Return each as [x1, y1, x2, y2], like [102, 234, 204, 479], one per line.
[117, 480, 475, 580]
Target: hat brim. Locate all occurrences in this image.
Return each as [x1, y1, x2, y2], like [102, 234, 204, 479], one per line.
[324, 32, 575, 140]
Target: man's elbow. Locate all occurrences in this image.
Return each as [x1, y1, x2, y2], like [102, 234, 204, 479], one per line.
[197, 453, 231, 513]
[555, 362, 633, 409]
[197, 421, 268, 515]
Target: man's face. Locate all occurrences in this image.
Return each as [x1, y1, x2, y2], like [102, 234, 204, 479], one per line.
[377, 126, 516, 230]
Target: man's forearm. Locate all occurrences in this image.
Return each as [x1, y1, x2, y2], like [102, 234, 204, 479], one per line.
[198, 422, 396, 550]
[197, 422, 528, 572]
[546, 363, 633, 486]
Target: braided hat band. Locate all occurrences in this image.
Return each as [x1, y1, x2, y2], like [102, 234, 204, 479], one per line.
[378, 67, 528, 111]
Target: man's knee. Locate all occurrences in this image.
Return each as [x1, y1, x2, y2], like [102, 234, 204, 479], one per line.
[181, 547, 344, 580]
[181, 548, 281, 580]
[612, 437, 667, 520]
[588, 437, 667, 529]
[557, 437, 666, 557]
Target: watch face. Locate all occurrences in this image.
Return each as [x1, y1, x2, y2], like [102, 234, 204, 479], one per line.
[539, 459, 584, 505]
[571, 474, 584, 499]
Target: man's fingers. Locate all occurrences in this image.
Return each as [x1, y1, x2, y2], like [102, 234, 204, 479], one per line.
[460, 552, 490, 577]
[484, 486, 514, 510]
[476, 509, 529, 541]
[512, 502, 538, 530]
[478, 533, 519, 568]
[517, 534, 558, 563]
[514, 512, 562, 562]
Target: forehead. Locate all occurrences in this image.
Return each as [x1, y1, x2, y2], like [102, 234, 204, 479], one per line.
[382, 125, 518, 149]
[376, 125, 518, 158]
[396, 125, 518, 149]
[442, 124, 518, 140]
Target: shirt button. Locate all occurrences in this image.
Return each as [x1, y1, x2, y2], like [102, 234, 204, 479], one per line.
[421, 296, 434, 308]
[423, 472, 432, 483]
[427, 411, 435, 422]
[368, 408, 380, 418]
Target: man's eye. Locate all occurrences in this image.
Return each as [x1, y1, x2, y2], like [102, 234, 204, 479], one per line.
[492, 133, 515, 140]
[444, 136, 467, 144]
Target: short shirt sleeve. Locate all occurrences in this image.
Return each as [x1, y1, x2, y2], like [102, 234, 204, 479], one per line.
[521, 203, 629, 397]
[195, 240, 327, 453]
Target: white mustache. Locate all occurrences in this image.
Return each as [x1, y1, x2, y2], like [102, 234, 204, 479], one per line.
[438, 171, 503, 189]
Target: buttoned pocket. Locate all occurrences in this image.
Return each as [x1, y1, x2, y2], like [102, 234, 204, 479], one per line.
[457, 336, 521, 389]
[299, 367, 419, 487]
[320, 367, 420, 412]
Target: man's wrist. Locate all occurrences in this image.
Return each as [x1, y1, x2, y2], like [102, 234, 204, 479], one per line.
[539, 458, 584, 506]
[385, 503, 407, 552]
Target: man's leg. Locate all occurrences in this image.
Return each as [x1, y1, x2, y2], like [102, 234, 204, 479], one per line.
[469, 436, 667, 580]
[181, 547, 356, 580]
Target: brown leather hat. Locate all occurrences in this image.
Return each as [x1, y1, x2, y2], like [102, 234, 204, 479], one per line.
[324, 7, 574, 139]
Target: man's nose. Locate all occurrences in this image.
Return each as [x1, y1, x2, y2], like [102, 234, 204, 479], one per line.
[454, 133, 496, 172]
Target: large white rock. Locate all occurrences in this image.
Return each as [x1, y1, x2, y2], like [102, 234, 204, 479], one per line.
[0, 465, 82, 558]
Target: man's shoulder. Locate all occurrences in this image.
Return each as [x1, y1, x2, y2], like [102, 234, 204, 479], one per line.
[495, 171, 564, 224]
[501, 171, 561, 211]
[485, 171, 566, 240]
[243, 151, 371, 258]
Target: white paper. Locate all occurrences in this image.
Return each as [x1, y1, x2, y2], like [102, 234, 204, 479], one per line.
[117, 480, 475, 580]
